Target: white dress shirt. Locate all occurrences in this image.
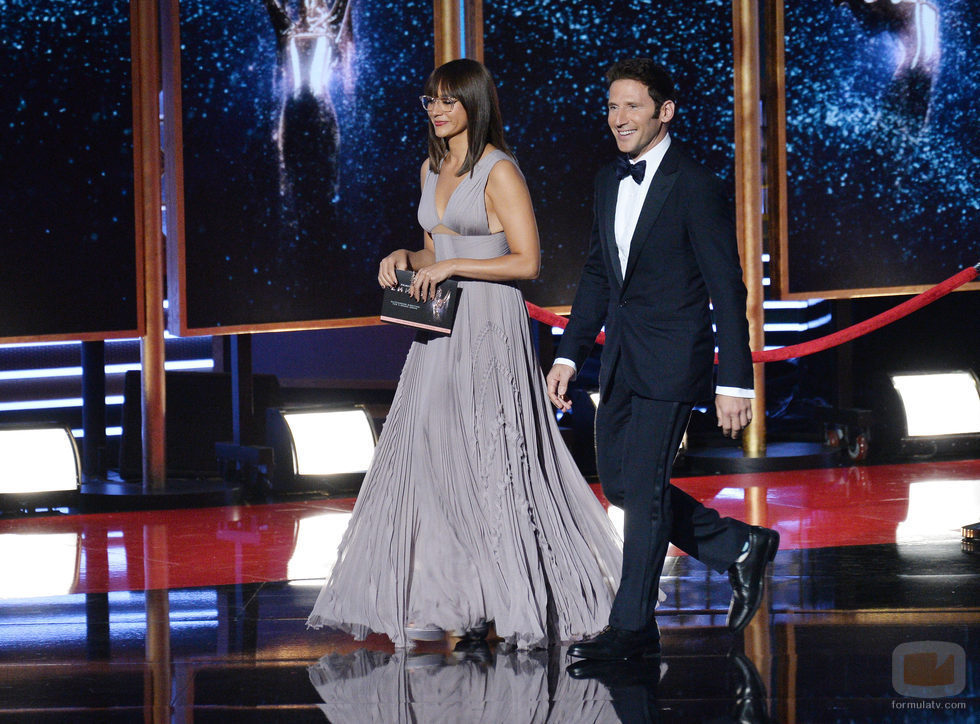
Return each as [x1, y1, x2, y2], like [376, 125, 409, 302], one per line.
[555, 134, 753, 400]
[613, 135, 671, 277]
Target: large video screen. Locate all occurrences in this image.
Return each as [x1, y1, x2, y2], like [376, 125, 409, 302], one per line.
[0, 1, 139, 341]
[174, 0, 433, 332]
[782, 0, 980, 296]
[484, 0, 736, 308]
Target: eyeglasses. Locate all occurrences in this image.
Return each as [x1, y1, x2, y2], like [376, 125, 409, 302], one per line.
[419, 95, 459, 112]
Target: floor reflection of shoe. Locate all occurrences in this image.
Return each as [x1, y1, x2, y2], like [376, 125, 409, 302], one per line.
[453, 636, 490, 654]
[566, 658, 663, 690]
[729, 650, 771, 724]
[453, 639, 492, 664]
[405, 623, 444, 641]
[405, 652, 446, 670]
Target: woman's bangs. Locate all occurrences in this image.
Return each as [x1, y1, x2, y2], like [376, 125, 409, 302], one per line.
[425, 68, 463, 101]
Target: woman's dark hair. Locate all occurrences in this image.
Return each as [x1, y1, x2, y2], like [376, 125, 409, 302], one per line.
[605, 58, 676, 111]
[424, 58, 512, 176]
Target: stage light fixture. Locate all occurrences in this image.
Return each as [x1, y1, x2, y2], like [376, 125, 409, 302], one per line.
[0, 423, 81, 499]
[266, 406, 377, 494]
[889, 371, 980, 437]
[881, 370, 980, 459]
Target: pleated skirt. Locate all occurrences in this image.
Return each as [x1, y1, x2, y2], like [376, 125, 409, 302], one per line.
[307, 281, 623, 650]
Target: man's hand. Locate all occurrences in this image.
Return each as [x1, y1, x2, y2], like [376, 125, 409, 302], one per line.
[716, 394, 752, 439]
[546, 364, 575, 412]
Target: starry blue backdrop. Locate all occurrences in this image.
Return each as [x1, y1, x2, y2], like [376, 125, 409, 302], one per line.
[0, 0, 138, 339]
[484, 0, 736, 307]
[784, 0, 980, 294]
[178, 0, 433, 329]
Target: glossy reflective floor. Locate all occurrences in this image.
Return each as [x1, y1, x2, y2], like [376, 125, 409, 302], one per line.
[1, 459, 979, 722]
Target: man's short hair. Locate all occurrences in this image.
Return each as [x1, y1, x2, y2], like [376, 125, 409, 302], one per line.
[605, 59, 676, 108]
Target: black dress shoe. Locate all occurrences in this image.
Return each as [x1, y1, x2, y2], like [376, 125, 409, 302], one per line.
[567, 625, 661, 660]
[727, 526, 779, 633]
[456, 621, 490, 641]
[451, 621, 490, 653]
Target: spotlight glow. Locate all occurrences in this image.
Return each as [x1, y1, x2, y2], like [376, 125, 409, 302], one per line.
[896, 479, 980, 543]
[0, 533, 79, 598]
[890, 372, 980, 437]
[287, 512, 354, 584]
[0, 426, 80, 495]
[282, 409, 375, 475]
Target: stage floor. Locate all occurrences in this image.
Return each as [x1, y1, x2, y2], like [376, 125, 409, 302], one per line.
[1, 459, 978, 722]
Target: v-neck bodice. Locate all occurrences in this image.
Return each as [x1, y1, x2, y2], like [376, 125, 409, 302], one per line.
[417, 150, 516, 260]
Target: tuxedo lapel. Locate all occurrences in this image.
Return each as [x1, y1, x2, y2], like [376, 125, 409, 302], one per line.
[621, 145, 680, 290]
[598, 165, 624, 287]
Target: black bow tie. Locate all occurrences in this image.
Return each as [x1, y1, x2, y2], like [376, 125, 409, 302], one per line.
[615, 155, 646, 184]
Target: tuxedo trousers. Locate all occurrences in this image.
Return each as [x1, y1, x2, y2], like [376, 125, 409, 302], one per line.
[595, 372, 749, 631]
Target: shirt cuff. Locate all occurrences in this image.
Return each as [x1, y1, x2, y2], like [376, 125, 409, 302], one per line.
[716, 385, 754, 399]
[552, 358, 578, 378]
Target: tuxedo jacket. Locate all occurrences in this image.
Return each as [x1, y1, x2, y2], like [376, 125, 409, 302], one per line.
[557, 141, 753, 404]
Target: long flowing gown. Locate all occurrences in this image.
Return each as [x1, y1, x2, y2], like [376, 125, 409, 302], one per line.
[307, 150, 625, 650]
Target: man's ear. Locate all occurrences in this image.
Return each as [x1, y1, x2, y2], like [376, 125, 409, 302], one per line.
[659, 100, 676, 123]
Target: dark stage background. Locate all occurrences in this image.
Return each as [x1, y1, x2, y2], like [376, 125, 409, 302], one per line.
[485, 0, 737, 307]
[176, 0, 432, 330]
[0, 0, 138, 340]
[783, 0, 980, 295]
[176, 0, 737, 329]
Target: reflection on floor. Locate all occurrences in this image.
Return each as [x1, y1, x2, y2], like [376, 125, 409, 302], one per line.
[1, 459, 978, 722]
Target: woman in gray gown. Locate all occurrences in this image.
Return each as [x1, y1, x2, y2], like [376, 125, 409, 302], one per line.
[307, 58, 637, 651]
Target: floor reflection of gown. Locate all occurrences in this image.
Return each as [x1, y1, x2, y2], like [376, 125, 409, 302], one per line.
[309, 649, 625, 723]
[307, 150, 631, 650]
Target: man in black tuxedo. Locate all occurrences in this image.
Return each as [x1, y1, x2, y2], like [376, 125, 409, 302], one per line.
[546, 58, 779, 660]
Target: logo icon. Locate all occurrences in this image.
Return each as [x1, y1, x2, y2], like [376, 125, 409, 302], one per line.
[892, 641, 966, 698]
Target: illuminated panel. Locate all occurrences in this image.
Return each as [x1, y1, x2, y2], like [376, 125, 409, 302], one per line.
[0, 426, 80, 495]
[282, 409, 376, 475]
[890, 372, 980, 438]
